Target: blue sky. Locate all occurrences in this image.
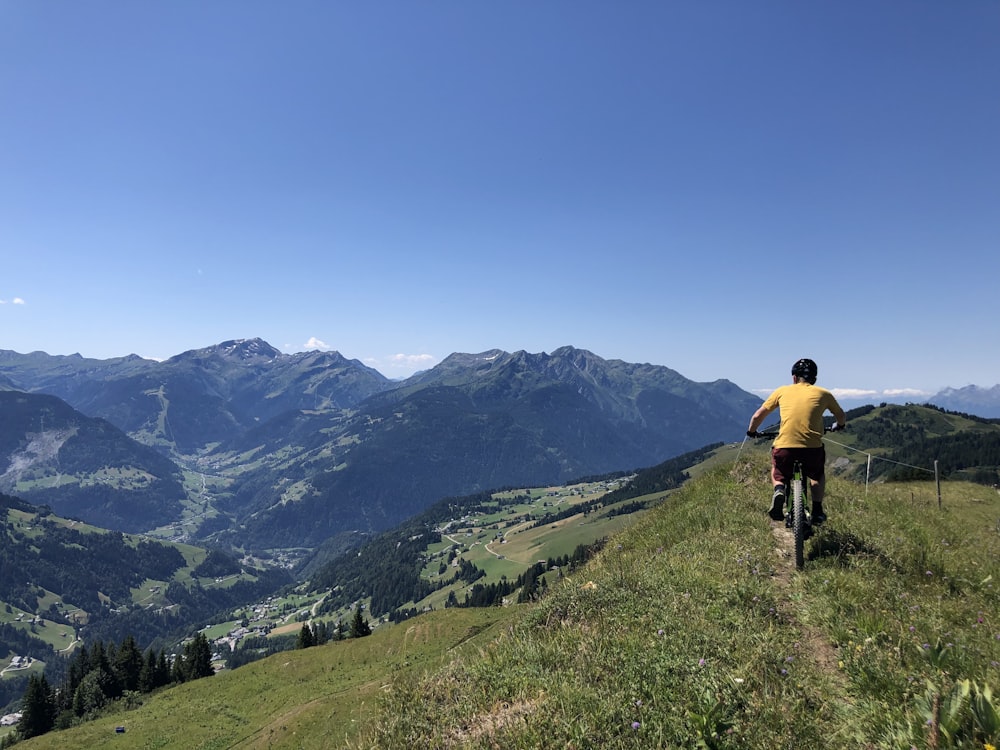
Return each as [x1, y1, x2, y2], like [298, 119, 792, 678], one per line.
[2, 2, 997, 404]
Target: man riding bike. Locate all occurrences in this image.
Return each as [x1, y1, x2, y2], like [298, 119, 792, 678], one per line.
[747, 358, 847, 523]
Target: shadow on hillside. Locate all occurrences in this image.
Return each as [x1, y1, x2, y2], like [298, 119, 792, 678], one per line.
[808, 528, 891, 567]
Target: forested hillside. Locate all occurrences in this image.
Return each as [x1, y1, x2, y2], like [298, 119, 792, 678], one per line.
[0, 392, 186, 532]
[843, 404, 1000, 484]
[0, 493, 292, 715]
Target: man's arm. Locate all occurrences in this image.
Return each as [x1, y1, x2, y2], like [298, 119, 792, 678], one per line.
[827, 396, 847, 430]
[748, 404, 773, 434]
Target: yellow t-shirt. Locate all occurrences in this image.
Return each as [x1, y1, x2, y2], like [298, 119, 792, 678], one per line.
[762, 382, 845, 449]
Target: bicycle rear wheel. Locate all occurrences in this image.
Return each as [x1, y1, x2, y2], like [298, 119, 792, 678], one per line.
[792, 475, 806, 569]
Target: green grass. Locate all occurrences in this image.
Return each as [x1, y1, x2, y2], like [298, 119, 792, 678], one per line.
[16, 609, 508, 750]
[352, 452, 1000, 749]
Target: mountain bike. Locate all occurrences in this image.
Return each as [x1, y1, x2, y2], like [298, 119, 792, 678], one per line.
[749, 428, 834, 570]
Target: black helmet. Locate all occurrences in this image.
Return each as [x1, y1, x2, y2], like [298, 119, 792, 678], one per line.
[791, 358, 818, 384]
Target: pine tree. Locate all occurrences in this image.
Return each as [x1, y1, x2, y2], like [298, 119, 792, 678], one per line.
[183, 632, 214, 679]
[115, 635, 144, 692]
[155, 649, 171, 688]
[172, 651, 187, 684]
[72, 670, 111, 717]
[314, 620, 330, 645]
[59, 644, 90, 714]
[139, 648, 157, 693]
[296, 623, 316, 649]
[19, 674, 55, 739]
[349, 607, 372, 638]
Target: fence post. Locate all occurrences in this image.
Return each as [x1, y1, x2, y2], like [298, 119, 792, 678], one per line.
[935, 460, 941, 509]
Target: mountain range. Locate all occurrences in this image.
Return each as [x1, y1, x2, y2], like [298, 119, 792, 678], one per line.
[4, 339, 995, 554]
[925, 384, 1000, 418]
[0, 340, 761, 551]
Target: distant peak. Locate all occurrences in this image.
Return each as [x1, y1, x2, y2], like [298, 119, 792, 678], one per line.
[219, 338, 282, 361]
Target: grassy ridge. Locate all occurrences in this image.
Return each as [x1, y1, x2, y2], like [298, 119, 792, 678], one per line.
[12, 446, 1000, 749]
[355, 451, 1000, 748]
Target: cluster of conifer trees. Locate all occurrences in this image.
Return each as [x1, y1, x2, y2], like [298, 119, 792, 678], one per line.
[296, 607, 371, 649]
[441, 541, 605, 610]
[9, 633, 214, 743]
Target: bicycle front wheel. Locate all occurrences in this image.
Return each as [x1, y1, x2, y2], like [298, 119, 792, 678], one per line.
[792, 478, 806, 569]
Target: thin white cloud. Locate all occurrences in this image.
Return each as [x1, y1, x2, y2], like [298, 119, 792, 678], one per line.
[882, 388, 931, 398]
[830, 388, 880, 400]
[303, 337, 331, 350]
[755, 386, 933, 402]
[831, 387, 932, 401]
[0, 297, 26, 305]
[389, 353, 437, 369]
[392, 354, 437, 367]
[360, 353, 439, 378]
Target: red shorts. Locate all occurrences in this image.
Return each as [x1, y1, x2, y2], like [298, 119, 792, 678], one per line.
[771, 446, 826, 484]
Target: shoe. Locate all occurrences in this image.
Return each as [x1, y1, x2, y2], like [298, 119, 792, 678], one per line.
[768, 487, 785, 521]
[811, 504, 827, 525]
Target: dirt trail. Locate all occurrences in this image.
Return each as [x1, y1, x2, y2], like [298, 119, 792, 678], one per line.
[769, 523, 844, 682]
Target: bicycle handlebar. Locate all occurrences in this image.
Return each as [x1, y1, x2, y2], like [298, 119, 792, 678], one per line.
[747, 424, 845, 439]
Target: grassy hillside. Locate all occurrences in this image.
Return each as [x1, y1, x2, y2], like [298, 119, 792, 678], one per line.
[9, 609, 507, 749]
[356, 450, 999, 748]
[11, 440, 998, 748]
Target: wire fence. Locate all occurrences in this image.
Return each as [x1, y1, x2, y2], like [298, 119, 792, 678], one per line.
[821, 434, 941, 504]
[821, 435, 933, 474]
[737, 429, 944, 505]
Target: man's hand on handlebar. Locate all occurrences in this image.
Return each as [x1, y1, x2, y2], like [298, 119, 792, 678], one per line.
[827, 423, 847, 433]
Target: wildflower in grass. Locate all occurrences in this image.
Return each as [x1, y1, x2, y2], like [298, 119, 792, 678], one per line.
[631, 721, 640, 730]
[699, 658, 706, 667]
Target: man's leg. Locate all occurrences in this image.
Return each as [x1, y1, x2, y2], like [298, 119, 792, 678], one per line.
[769, 453, 788, 521]
[809, 476, 827, 523]
[805, 447, 828, 524]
